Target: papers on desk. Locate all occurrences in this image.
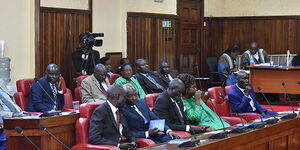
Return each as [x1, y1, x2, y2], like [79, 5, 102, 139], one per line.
[168, 139, 191, 144]
[234, 123, 253, 127]
[203, 129, 231, 135]
[148, 119, 165, 131]
[234, 70, 249, 74]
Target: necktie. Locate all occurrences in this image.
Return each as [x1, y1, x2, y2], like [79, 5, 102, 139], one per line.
[50, 84, 57, 110]
[0, 93, 19, 113]
[145, 74, 164, 90]
[132, 105, 148, 124]
[116, 110, 120, 128]
[99, 82, 107, 96]
[51, 84, 57, 98]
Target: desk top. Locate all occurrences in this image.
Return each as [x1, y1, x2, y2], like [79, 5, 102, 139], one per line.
[3, 113, 79, 129]
[140, 116, 300, 150]
[248, 66, 300, 70]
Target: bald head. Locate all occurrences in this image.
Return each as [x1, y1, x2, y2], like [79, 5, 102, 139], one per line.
[250, 41, 258, 54]
[168, 79, 185, 100]
[107, 84, 126, 108]
[135, 58, 150, 73]
[94, 64, 107, 82]
[237, 71, 249, 88]
[45, 64, 60, 84]
[123, 84, 138, 105]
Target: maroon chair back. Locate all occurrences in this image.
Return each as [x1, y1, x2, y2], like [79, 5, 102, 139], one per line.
[206, 98, 231, 116]
[109, 74, 120, 84]
[225, 85, 234, 95]
[76, 102, 102, 144]
[74, 75, 90, 103]
[144, 93, 160, 111]
[76, 75, 90, 87]
[14, 78, 35, 110]
[14, 77, 73, 111]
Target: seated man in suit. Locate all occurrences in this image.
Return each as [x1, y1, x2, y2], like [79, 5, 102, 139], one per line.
[241, 41, 270, 68]
[154, 79, 209, 134]
[135, 58, 166, 94]
[81, 64, 111, 103]
[0, 79, 30, 149]
[89, 84, 137, 149]
[121, 84, 179, 144]
[228, 71, 278, 117]
[27, 64, 64, 112]
[155, 60, 178, 88]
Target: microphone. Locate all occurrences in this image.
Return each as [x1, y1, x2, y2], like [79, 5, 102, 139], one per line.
[39, 124, 70, 150]
[281, 82, 297, 119]
[15, 126, 41, 150]
[235, 114, 267, 129]
[34, 78, 58, 110]
[229, 111, 250, 133]
[257, 87, 279, 124]
[207, 99, 228, 139]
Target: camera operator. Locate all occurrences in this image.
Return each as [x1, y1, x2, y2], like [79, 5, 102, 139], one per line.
[72, 32, 103, 77]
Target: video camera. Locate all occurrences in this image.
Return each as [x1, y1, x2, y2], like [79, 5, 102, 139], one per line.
[82, 32, 104, 48]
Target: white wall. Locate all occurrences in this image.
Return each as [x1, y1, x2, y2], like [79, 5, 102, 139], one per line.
[92, 0, 177, 57]
[205, 0, 300, 17]
[0, 0, 35, 85]
[41, 0, 89, 10]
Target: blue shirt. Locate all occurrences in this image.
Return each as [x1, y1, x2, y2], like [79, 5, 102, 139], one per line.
[0, 89, 12, 142]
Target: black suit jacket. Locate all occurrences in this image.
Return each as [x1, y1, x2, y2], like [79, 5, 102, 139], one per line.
[122, 99, 170, 138]
[154, 91, 189, 131]
[154, 71, 178, 88]
[134, 72, 165, 94]
[27, 76, 64, 112]
[72, 49, 100, 75]
[89, 102, 136, 146]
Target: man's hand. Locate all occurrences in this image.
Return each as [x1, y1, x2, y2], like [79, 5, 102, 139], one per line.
[190, 125, 210, 134]
[244, 85, 252, 96]
[56, 76, 62, 91]
[119, 142, 137, 149]
[168, 131, 179, 139]
[148, 128, 159, 136]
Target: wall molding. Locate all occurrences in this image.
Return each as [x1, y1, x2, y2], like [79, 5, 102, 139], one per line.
[127, 12, 178, 19]
[204, 15, 300, 21]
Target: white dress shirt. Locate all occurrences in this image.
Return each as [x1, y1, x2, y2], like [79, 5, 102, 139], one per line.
[236, 84, 256, 111]
[107, 101, 123, 135]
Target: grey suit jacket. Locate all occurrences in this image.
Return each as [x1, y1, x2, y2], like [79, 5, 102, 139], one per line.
[0, 80, 23, 118]
[81, 75, 110, 103]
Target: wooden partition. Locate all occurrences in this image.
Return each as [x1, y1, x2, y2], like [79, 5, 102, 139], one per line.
[203, 16, 300, 76]
[127, 13, 177, 71]
[36, 0, 92, 90]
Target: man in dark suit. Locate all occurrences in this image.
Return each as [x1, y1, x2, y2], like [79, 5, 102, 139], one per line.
[155, 60, 178, 88]
[135, 58, 166, 94]
[228, 71, 277, 117]
[27, 64, 64, 112]
[154, 79, 208, 134]
[89, 84, 137, 149]
[72, 32, 101, 76]
[121, 84, 179, 144]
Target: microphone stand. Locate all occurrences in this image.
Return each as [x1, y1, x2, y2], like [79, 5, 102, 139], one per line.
[281, 82, 298, 119]
[207, 99, 228, 139]
[257, 87, 279, 124]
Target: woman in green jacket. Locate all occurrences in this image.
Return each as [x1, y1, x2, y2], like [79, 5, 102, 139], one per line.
[114, 63, 146, 99]
[177, 73, 230, 130]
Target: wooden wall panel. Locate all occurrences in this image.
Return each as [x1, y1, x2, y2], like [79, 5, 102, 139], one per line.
[127, 13, 177, 71]
[38, 8, 92, 89]
[203, 16, 300, 76]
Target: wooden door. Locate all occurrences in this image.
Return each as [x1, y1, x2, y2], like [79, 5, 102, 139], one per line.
[37, 7, 92, 89]
[177, 0, 204, 75]
[127, 13, 177, 71]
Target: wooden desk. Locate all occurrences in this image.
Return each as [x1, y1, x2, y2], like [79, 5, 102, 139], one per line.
[4, 113, 79, 150]
[249, 66, 300, 94]
[141, 117, 300, 150]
